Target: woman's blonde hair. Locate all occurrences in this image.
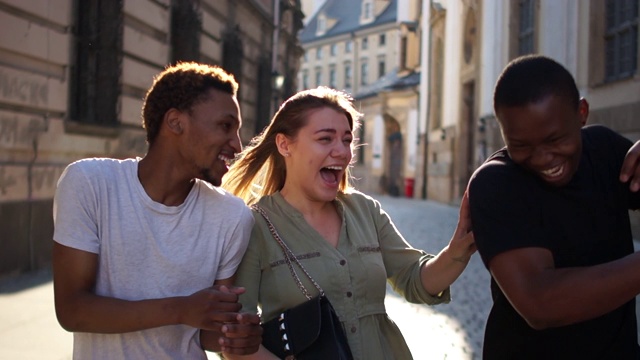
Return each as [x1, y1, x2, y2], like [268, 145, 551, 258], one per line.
[223, 87, 362, 205]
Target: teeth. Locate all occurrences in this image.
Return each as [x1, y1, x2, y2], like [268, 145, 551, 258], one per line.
[541, 164, 563, 177]
[324, 166, 343, 170]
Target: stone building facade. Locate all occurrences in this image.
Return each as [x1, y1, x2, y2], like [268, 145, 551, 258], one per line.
[0, 0, 303, 277]
[298, 0, 423, 196]
[418, 0, 639, 233]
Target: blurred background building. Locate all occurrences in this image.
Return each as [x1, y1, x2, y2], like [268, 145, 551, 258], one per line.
[0, 0, 303, 278]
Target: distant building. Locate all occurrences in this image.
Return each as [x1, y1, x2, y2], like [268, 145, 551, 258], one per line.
[0, 0, 303, 277]
[298, 0, 423, 196]
[418, 0, 639, 234]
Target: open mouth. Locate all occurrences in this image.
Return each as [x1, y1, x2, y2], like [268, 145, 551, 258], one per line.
[320, 165, 343, 185]
[540, 163, 564, 179]
[217, 153, 234, 167]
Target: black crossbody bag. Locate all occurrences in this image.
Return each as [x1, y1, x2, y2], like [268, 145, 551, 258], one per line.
[252, 205, 354, 360]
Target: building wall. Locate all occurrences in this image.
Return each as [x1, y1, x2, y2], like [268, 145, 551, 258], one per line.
[0, 0, 302, 278]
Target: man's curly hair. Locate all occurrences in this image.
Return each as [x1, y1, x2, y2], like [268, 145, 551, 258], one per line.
[141, 62, 239, 145]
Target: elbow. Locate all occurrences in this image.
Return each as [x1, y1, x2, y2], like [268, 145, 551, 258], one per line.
[55, 307, 77, 332]
[54, 300, 85, 332]
[513, 301, 564, 330]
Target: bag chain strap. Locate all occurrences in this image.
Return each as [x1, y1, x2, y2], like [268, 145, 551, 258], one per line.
[252, 205, 324, 300]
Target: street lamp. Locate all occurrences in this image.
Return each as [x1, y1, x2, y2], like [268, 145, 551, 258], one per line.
[271, 70, 285, 114]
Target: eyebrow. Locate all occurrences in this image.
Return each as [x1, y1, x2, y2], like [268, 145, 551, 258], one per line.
[314, 128, 352, 135]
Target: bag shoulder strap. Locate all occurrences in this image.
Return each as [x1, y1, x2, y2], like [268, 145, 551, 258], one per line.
[252, 204, 324, 300]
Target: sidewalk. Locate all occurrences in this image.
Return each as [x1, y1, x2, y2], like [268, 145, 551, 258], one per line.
[0, 268, 71, 360]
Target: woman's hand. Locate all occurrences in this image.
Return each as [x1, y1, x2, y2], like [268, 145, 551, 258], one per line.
[448, 191, 476, 264]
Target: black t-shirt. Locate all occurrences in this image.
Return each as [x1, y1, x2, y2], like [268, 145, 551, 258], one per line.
[469, 125, 640, 359]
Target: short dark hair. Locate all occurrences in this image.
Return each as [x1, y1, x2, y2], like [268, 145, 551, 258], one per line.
[493, 55, 579, 114]
[142, 62, 239, 145]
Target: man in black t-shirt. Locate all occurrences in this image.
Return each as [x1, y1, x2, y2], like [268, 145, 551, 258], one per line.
[468, 55, 640, 359]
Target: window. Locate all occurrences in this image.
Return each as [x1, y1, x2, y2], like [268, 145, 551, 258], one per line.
[316, 47, 323, 60]
[329, 66, 336, 88]
[303, 52, 308, 62]
[363, 2, 372, 20]
[318, 16, 326, 34]
[518, 0, 536, 55]
[400, 36, 407, 70]
[330, 44, 337, 56]
[344, 62, 352, 88]
[362, 37, 368, 50]
[302, 70, 309, 89]
[70, 0, 123, 127]
[379, 34, 386, 46]
[378, 56, 386, 78]
[360, 61, 368, 85]
[605, 0, 638, 81]
[345, 40, 353, 53]
[315, 67, 322, 86]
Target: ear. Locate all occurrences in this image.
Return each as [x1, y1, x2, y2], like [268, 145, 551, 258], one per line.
[577, 98, 589, 126]
[275, 133, 291, 157]
[164, 108, 184, 135]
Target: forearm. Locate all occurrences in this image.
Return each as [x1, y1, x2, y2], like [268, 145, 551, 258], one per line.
[420, 245, 469, 296]
[512, 252, 640, 328]
[55, 291, 183, 333]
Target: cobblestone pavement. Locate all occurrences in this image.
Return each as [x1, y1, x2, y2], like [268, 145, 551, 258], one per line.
[375, 195, 492, 360]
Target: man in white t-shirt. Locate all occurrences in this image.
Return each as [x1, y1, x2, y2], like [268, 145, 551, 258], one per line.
[52, 62, 262, 359]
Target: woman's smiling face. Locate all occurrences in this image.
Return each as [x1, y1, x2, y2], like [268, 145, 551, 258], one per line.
[280, 107, 353, 201]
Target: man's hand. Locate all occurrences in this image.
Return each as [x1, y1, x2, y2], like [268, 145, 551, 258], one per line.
[179, 285, 245, 330]
[218, 312, 263, 355]
[620, 140, 640, 192]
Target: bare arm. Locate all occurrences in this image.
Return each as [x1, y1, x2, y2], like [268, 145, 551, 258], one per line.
[420, 192, 476, 295]
[489, 246, 640, 330]
[53, 242, 243, 333]
[620, 140, 640, 192]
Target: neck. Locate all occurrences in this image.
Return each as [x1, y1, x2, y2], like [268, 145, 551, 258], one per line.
[138, 151, 194, 206]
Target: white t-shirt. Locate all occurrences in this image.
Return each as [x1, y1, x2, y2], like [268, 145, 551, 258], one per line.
[53, 157, 254, 359]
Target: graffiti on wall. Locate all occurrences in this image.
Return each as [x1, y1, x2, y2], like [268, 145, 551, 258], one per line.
[0, 166, 17, 196]
[0, 165, 65, 203]
[0, 112, 47, 148]
[0, 69, 49, 107]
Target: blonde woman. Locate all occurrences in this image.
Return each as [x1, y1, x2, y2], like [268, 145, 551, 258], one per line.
[222, 87, 475, 359]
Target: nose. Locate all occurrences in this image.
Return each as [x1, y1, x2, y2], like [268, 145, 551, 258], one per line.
[231, 132, 242, 153]
[331, 141, 352, 159]
[529, 145, 552, 168]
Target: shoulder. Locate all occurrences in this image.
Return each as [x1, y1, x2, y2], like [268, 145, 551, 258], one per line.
[195, 181, 253, 221]
[582, 124, 632, 151]
[197, 181, 246, 205]
[469, 149, 518, 189]
[338, 189, 380, 211]
[59, 157, 133, 184]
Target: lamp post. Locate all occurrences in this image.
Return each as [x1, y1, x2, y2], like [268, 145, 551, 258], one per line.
[271, 70, 285, 115]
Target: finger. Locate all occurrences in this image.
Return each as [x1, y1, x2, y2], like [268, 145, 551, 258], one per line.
[222, 322, 264, 337]
[236, 313, 261, 325]
[218, 335, 262, 350]
[206, 289, 240, 303]
[201, 312, 244, 329]
[620, 143, 640, 183]
[226, 286, 247, 295]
